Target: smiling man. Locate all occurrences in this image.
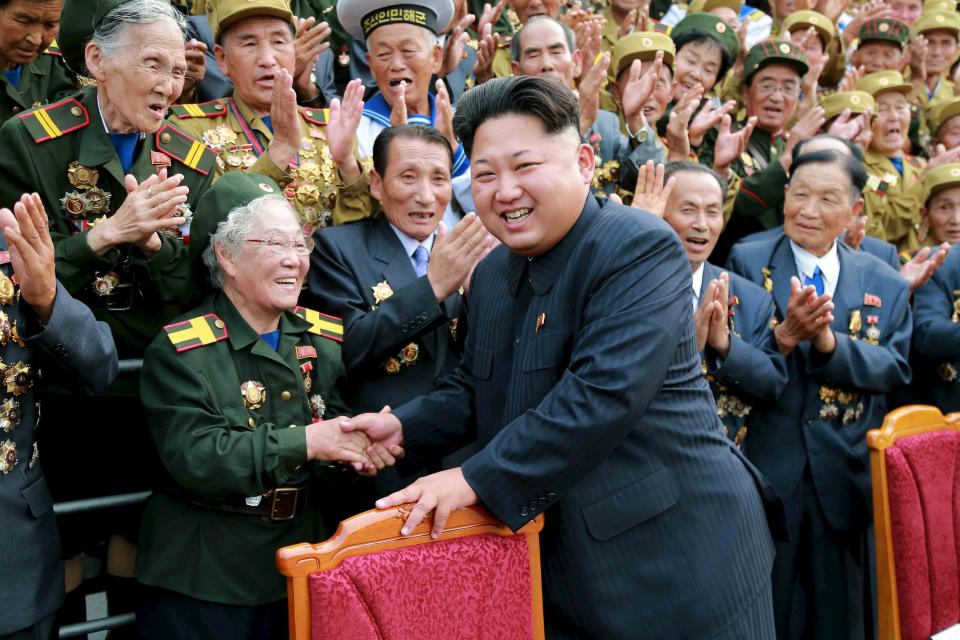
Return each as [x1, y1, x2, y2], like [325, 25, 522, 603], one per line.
[0, 0, 78, 123]
[340, 75, 783, 639]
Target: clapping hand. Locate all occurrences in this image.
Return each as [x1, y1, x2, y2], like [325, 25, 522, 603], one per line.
[0, 193, 56, 322]
[901, 243, 950, 293]
[774, 276, 835, 355]
[629, 160, 676, 217]
[327, 78, 365, 184]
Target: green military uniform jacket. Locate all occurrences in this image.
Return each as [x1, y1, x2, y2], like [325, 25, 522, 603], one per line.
[0, 46, 78, 124]
[136, 292, 351, 605]
[863, 148, 925, 252]
[0, 86, 218, 357]
[168, 94, 373, 229]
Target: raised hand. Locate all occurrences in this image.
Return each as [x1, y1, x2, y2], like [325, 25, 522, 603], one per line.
[434, 79, 457, 152]
[428, 212, 491, 301]
[826, 108, 863, 140]
[0, 193, 56, 322]
[630, 160, 676, 218]
[843, 214, 867, 251]
[706, 272, 731, 358]
[476, 0, 506, 38]
[266, 68, 301, 170]
[472, 22, 499, 86]
[376, 467, 479, 538]
[905, 34, 928, 84]
[666, 87, 699, 162]
[713, 115, 756, 177]
[293, 17, 332, 100]
[693, 278, 718, 352]
[578, 52, 611, 134]
[774, 276, 835, 355]
[781, 106, 826, 172]
[622, 51, 663, 136]
[327, 78, 365, 184]
[689, 99, 735, 147]
[87, 168, 188, 256]
[839, 64, 864, 92]
[924, 143, 960, 176]
[843, 0, 891, 46]
[574, 19, 603, 85]
[816, 0, 851, 23]
[179, 39, 207, 102]
[901, 243, 950, 293]
[440, 12, 474, 78]
[390, 80, 409, 126]
[617, 8, 637, 39]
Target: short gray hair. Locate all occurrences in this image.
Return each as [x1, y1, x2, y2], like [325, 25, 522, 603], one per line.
[510, 16, 576, 62]
[90, 0, 186, 68]
[201, 195, 295, 288]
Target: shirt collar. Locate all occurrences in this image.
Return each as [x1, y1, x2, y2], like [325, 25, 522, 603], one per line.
[789, 238, 839, 290]
[691, 263, 705, 301]
[388, 223, 436, 258]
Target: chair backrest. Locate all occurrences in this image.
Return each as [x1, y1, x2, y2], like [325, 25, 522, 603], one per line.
[868, 405, 960, 640]
[276, 504, 545, 640]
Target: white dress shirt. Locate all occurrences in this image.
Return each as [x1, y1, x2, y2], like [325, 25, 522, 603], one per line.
[691, 263, 705, 311]
[790, 239, 840, 297]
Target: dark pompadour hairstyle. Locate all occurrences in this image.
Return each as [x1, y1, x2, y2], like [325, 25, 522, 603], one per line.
[672, 30, 734, 89]
[663, 161, 726, 197]
[371, 124, 453, 176]
[453, 75, 580, 158]
[789, 150, 868, 201]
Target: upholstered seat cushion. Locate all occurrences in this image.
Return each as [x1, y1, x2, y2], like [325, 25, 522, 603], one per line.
[308, 533, 534, 639]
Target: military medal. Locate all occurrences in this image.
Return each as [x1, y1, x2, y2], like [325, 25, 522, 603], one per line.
[28, 441, 38, 470]
[449, 318, 459, 341]
[61, 191, 88, 218]
[761, 267, 773, 293]
[3, 362, 31, 396]
[0, 312, 9, 345]
[300, 361, 313, 393]
[9, 321, 23, 347]
[536, 313, 546, 332]
[67, 161, 98, 189]
[337, 45, 350, 67]
[84, 187, 111, 214]
[177, 203, 193, 223]
[0, 272, 15, 305]
[848, 310, 862, 339]
[400, 342, 419, 365]
[296, 183, 321, 206]
[93, 272, 120, 297]
[0, 398, 20, 433]
[866, 315, 880, 343]
[953, 290, 960, 323]
[241, 380, 266, 410]
[384, 357, 401, 375]
[300, 139, 317, 159]
[0, 439, 16, 474]
[372, 281, 394, 304]
[939, 362, 958, 382]
[309, 394, 326, 420]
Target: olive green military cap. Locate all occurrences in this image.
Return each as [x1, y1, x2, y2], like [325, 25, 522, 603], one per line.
[922, 162, 960, 204]
[671, 13, 740, 60]
[855, 69, 913, 97]
[612, 31, 676, 79]
[820, 91, 875, 122]
[928, 97, 960, 134]
[857, 18, 910, 49]
[58, 0, 128, 75]
[190, 172, 283, 264]
[743, 40, 809, 84]
[687, 0, 741, 14]
[924, 0, 957, 10]
[912, 10, 960, 38]
[207, 0, 295, 43]
[782, 10, 835, 47]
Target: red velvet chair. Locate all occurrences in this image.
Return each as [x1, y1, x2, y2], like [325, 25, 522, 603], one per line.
[275, 505, 545, 640]
[868, 405, 960, 640]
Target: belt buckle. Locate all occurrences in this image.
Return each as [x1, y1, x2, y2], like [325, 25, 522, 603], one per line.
[103, 282, 135, 312]
[269, 486, 300, 521]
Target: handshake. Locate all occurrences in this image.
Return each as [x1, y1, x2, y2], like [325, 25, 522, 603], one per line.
[305, 406, 405, 476]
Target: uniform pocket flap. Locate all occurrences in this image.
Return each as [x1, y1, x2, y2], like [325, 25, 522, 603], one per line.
[22, 474, 53, 518]
[523, 330, 572, 371]
[582, 467, 680, 542]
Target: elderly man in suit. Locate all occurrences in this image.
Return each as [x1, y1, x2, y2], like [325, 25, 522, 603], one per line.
[341, 75, 782, 639]
[303, 124, 490, 505]
[0, 192, 117, 639]
[727, 150, 913, 640]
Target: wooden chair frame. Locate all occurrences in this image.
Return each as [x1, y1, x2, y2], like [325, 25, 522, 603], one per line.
[867, 405, 960, 640]
[276, 505, 546, 640]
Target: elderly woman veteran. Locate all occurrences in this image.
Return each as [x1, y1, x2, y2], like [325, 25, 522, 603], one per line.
[135, 172, 398, 639]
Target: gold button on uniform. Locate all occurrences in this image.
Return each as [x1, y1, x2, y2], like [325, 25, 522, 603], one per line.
[70, 106, 82, 117]
[280, 390, 292, 401]
[160, 132, 171, 143]
[248, 417, 256, 428]
[214, 319, 225, 329]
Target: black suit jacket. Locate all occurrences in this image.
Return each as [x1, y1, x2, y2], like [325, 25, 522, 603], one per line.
[393, 196, 780, 639]
[304, 217, 463, 413]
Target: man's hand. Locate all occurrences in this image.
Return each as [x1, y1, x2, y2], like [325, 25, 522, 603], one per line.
[839, 64, 864, 92]
[266, 68, 301, 170]
[440, 12, 474, 78]
[293, 17, 331, 100]
[306, 416, 372, 466]
[475, 0, 506, 37]
[781, 106, 826, 173]
[706, 272, 731, 358]
[622, 51, 663, 136]
[327, 78, 365, 184]
[629, 160, 676, 217]
[924, 144, 960, 176]
[714, 115, 756, 177]
[428, 213, 490, 302]
[616, 8, 637, 39]
[178, 39, 207, 103]
[774, 276, 834, 355]
[843, 0, 891, 46]
[86, 169, 188, 256]
[573, 18, 602, 85]
[689, 99, 735, 147]
[816, 0, 851, 23]
[390, 80, 409, 126]
[901, 243, 950, 293]
[376, 467, 479, 538]
[666, 86, 700, 162]
[579, 52, 610, 135]
[905, 34, 928, 84]
[693, 278, 718, 352]
[0, 193, 56, 323]
[472, 23, 499, 86]
[434, 79, 457, 152]
[843, 214, 867, 251]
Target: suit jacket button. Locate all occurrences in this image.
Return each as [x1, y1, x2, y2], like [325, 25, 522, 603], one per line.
[280, 390, 292, 401]
[546, 491, 557, 499]
[519, 507, 529, 517]
[538, 496, 547, 504]
[248, 418, 256, 428]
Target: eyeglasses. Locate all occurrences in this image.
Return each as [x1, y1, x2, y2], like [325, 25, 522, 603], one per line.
[875, 103, 912, 116]
[246, 234, 315, 256]
[755, 80, 801, 98]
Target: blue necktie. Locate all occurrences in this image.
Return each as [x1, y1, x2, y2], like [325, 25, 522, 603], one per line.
[804, 266, 825, 296]
[413, 245, 429, 278]
[109, 132, 140, 172]
[261, 116, 273, 134]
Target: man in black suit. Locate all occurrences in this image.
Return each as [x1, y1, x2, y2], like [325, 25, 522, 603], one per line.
[342, 76, 781, 638]
[302, 125, 490, 504]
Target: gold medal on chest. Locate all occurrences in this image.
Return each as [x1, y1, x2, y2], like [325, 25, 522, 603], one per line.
[241, 380, 266, 410]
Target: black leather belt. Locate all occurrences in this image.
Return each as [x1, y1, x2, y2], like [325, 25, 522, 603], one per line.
[184, 485, 311, 522]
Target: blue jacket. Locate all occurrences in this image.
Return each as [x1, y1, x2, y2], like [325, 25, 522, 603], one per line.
[912, 245, 960, 412]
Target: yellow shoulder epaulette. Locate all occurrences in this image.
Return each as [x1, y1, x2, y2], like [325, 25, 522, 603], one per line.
[300, 107, 329, 126]
[169, 100, 227, 119]
[154, 124, 218, 176]
[163, 313, 228, 352]
[18, 97, 88, 143]
[293, 306, 343, 343]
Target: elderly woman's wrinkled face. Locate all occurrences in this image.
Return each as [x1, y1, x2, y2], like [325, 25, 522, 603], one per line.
[87, 19, 186, 133]
[923, 187, 960, 244]
[221, 201, 309, 316]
